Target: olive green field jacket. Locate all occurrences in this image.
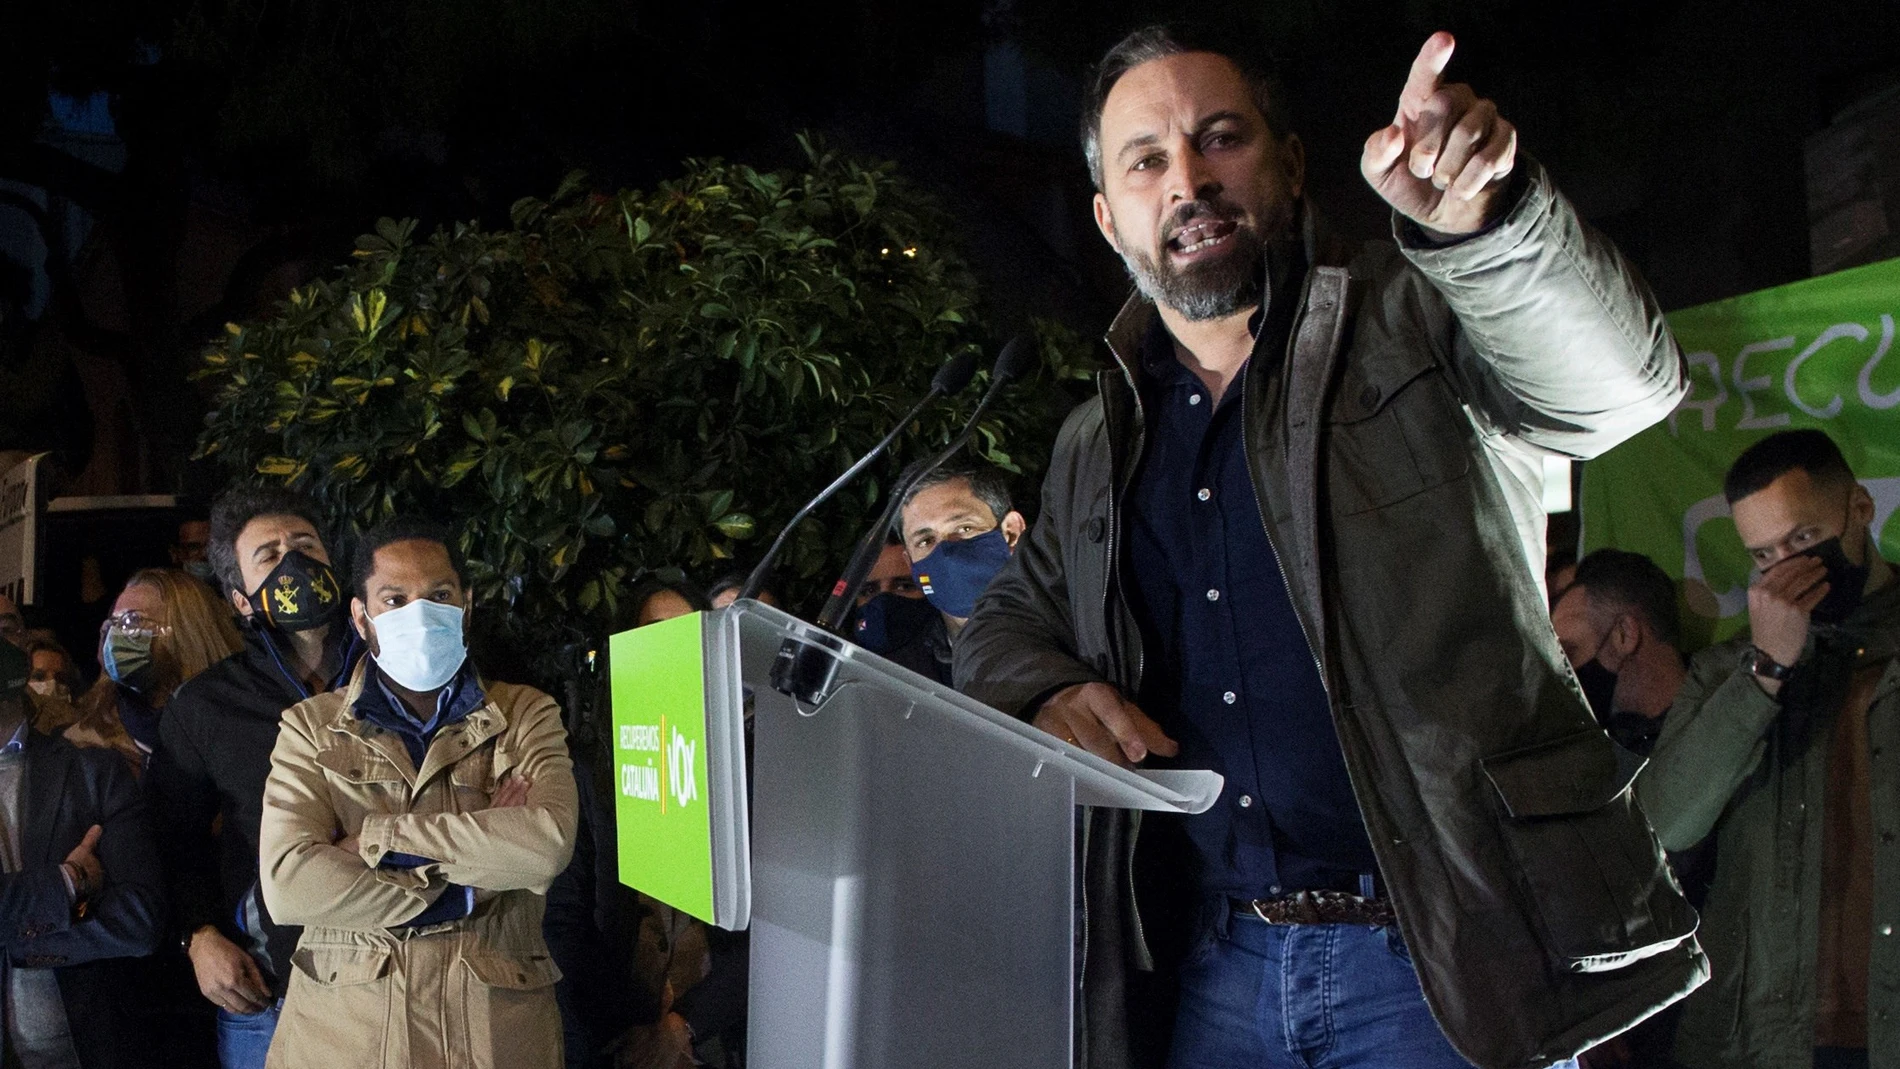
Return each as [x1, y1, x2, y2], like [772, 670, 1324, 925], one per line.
[1639, 583, 1900, 1068]
[955, 160, 1708, 1069]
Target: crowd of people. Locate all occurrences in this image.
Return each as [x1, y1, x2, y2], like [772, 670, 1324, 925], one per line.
[0, 460, 1025, 1069]
[0, 19, 1891, 1069]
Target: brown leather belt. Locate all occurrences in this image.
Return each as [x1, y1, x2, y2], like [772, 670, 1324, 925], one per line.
[1233, 890, 1396, 926]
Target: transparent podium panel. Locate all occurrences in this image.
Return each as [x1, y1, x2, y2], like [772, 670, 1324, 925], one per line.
[721, 602, 1219, 1069]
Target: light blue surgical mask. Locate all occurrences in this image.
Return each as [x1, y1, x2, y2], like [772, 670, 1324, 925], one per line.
[369, 599, 467, 691]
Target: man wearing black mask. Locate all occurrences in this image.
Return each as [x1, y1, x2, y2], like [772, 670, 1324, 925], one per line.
[147, 486, 363, 1069]
[1549, 549, 1688, 756]
[849, 539, 943, 681]
[1640, 429, 1898, 1069]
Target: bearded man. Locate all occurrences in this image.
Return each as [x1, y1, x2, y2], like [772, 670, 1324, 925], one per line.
[954, 24, 1705, 1069]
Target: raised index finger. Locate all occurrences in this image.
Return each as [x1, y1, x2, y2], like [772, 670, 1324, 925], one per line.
[1397, 32, 1457, 120]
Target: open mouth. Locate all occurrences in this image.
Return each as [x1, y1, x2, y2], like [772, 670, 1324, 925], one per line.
[1167, 218, 1239, 256]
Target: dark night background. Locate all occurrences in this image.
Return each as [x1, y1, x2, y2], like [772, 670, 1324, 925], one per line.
[3, 0, 1898, 499]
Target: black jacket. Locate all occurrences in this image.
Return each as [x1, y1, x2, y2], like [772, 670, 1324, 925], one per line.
[956, 163, 1706, 1069]
[149, 623, 355, 996]
[2, 728, 166, 1069]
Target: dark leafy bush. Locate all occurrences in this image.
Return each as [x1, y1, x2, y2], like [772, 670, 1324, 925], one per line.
[195, 137, 1097, 700]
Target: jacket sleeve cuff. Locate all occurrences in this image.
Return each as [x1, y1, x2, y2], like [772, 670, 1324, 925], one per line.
[1393, 157, 1550, 271]
[1702, 665, 1785, 740]
[357, 813, 403, 868]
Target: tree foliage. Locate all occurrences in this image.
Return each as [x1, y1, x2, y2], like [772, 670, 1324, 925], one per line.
[194, 136, 1097, 689]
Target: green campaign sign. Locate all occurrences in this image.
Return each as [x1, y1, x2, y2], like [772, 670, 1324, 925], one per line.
[1581, 256, 1900, 648]
[610, 612, 716, 922]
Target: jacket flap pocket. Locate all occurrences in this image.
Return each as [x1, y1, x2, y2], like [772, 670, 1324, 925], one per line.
[314, 746, 404, 785]
[1481, 729, 1645, 818]
[1328, 349, 1436, 424]
[449, 745, 496, 790]
[291, 944, 391, 987]
[463, 951, 561, 990]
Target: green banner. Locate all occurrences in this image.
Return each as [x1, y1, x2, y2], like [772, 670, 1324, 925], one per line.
[1581, 256, 1900, 649]
[610, 612, 716, 922]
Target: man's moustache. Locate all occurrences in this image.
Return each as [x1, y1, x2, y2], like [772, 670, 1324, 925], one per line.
[1163, 201, 1244, 240]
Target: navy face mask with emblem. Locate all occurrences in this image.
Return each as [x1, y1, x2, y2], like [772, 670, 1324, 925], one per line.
[853, 593, 939, 654]
[246, 550, 344, 632]
[911, 528, 1012, 620]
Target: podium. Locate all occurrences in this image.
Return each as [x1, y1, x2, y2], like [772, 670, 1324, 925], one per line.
[609, 600, 1222, 1069]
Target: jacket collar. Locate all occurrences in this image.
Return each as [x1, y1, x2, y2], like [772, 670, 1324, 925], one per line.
[245, 619, 364, 702]
[327, 659, 508, 791]
[1102, 198, 1350, 386]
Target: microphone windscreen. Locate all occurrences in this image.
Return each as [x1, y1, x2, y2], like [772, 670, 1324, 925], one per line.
[932, 350, 980, 395]
[992, 335, 1037, 386]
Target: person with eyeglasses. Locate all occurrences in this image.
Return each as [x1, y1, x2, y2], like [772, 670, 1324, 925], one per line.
[67, 569, 243, 777]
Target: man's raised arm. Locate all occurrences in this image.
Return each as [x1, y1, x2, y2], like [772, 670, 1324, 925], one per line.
[1366, 33, 1687, 460]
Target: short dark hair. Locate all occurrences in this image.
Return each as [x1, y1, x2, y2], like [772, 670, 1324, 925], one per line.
[1723, 429, 1856, 505]
[629, 575, 711, 620]
[349, 516, 469, 601]
[1080, 24, 1292, 190]
[706, 570, 778, 604]
[208, 485, 327, 597]
[1566, 549, 1681, 650]
[706, 572, 749, 602]
[896, 465, 1014, 542]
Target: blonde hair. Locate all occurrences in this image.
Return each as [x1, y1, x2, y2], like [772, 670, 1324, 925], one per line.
[81, 568, 243, 716]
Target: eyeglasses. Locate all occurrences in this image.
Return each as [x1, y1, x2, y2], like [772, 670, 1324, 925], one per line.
[100, 611, 171, 639]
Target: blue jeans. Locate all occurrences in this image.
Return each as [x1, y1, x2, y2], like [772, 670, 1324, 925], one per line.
[216, 1000, 282, 1069]
[1167, 910, 1578, 1069]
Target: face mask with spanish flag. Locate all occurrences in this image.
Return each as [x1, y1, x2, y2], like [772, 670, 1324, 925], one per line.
[911, 529, 1012, 619]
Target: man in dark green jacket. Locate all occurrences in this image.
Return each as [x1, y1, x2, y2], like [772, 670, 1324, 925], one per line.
[1639, 429, 1899, 1069]
[955, 23, 1705, 1069]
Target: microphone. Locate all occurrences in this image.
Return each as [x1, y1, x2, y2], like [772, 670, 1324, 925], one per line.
[736, 350, 978, 603]
[811, 335, 1036, 636]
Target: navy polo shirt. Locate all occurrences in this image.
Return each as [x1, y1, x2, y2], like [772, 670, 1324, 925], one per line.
[1123, 302, 1378, 900]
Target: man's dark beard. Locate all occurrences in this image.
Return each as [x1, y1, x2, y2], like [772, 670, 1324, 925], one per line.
[1116, 208, 1265, 322]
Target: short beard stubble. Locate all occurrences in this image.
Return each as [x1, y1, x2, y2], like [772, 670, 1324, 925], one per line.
[1114, 204, 1267, 322]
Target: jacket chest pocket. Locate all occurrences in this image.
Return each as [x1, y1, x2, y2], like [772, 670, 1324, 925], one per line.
[450, 744, 499, 810]
[314, 746, 408, 824]
[1324, 356, 1471, 515]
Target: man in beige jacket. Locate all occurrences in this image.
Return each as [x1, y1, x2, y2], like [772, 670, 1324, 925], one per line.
[259, 517, 577, 1069]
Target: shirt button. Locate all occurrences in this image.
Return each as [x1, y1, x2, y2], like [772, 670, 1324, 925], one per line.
[1237, 795, 1253, 808]
[1206, 588, 1220, 602]
[1197, 488, 1212, 502]
[1223, 691, 1237, 704]
[1188, 393, 1202, 406]
[1268, 884, 1280, 895]
[1884, 924, 1895, 936]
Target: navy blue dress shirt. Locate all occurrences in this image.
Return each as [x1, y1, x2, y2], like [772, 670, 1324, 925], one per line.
[1123, 311, 1378, 900]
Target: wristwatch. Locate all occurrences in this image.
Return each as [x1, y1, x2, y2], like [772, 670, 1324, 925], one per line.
[1743, 646, 1795, 682]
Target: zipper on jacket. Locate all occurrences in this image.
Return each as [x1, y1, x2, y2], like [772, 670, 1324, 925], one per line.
[1101, 370, 1148, 697]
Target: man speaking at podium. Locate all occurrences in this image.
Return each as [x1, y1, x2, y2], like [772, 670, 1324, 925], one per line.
[955, 24, 1705, 1069]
